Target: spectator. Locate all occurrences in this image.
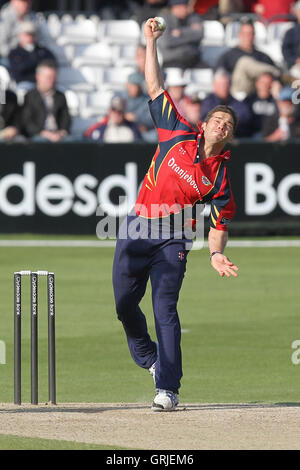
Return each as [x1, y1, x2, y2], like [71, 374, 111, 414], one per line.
[216, 17, 286, 96]
[230, 53, 284, 96]
[216, 17, 275, 76]
[122, 71, 156, 142]
[132, 0, 168, 26]
[192, 0, 245, 21]
[181, 93, 202, 130]
[218, 0, 245, 16]
[21, 60, 71, 142]
[282, 1, 300, 71]
[252, 0, 294, 22]
[0, 0, 43, 62]
[243, 72, 278, 138]
[8, 21, 56, 90]
[201, 68, 252, 137]
[0, 89, 23, 141]
[158, 0, 205, 69]
[262, 87, 300, 141]
[191, 0, 219, 19]
[84, 95, 142, 143]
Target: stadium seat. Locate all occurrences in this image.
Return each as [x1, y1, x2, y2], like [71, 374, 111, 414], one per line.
[101, 66, 135, 92]
[60, 14, 74, 24]
[72, 42, 116, 68]
[256, 42, 284, 67]
[80, 66, 104, 88]
[74, 13, 100, 27]
[57, 66, 100, 92]
[65, 89, 80, 116]
[81, 90, 114, 119]
[99, 20, 142, 45]
[71, 116, 96, 139]
[47, 41, 74, 66]
[115, 44, 138, 67]
[57, 19, 98, 46]
[184, 68, 214, 94]
[255, 21, 295, 67]
[0, 65, 11, 90]
[254, 21, 267, 46]
[164, 67, 186, 86]
[224, 21, 240, 47]
[201, 45, 229, 68]
[89, 14, 101, 27]
[267, 21, 294, 44]
[202, 21, 225, 46]
[46, 13, 62, 38]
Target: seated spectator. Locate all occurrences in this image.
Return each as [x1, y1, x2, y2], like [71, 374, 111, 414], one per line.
[181, 93, 202, 130]
[8, 21, 56, 91]
[158, 0, 205, 69]
[0, 0, 45, 64]
[192, 0, 219, 19]
[192, 0, 245, 22]
[122, 71, 156, 142]
[230, 54, 284, 96]
[201, 68, 252, 137]
[243, 72, 278, 138]
[262, 87, 300, 141]
[252, 0, 294, 22]
[21, 60, 71, 142]
[132, 0, 168, 26]
[282, 2, 300, 71]
[84, 95, 142, 143]
[216, 17, 275, 75]
[217, 17, 287, 96]
[0, 89, 23, 141]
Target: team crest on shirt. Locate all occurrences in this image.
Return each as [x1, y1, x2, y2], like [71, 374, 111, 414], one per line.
[202, 176, 211, 186]
[178, 251, 185, 261]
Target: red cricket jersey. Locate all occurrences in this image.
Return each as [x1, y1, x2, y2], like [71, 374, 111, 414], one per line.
[135, 91, 236, 231]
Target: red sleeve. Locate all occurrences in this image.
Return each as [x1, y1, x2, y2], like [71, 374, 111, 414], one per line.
[148, 91, 196, 143]
[209, 167, 236, 231]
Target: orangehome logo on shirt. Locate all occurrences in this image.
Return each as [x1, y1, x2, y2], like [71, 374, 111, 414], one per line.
[168, 158, 201, 196]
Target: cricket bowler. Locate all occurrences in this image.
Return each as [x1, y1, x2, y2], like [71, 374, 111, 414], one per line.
[112, 18, 239, 411]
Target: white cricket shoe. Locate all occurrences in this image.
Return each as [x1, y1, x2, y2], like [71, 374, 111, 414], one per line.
[151, 389, 179, 412]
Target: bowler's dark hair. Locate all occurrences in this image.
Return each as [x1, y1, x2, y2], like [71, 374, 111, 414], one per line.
[205, 105, 238, 133]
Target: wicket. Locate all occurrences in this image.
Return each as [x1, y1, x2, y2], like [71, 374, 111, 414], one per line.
[14, 270, 56, 405]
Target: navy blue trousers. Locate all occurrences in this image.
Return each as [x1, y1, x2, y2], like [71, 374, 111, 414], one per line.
[112, 214, 190, 394]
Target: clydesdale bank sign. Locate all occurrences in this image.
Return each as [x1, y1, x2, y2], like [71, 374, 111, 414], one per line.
[0, 142, 298, 234]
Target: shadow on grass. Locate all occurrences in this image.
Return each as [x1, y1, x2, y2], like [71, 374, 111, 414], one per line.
[0, 403, 150, 414]
[180, 402, 300, 411]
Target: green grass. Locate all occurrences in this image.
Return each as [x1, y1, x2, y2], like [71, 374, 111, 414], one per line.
[0, 240, 300, 406]
[0, 434, 127, 450]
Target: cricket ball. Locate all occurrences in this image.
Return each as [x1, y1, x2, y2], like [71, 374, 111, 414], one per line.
[154, 16, 166, 31]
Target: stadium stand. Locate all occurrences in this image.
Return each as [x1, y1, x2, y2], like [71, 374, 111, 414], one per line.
[1, 5, 298, 140]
